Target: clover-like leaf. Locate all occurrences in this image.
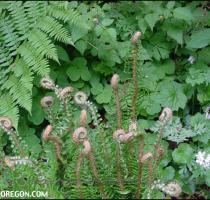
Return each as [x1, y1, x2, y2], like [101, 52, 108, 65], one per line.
[95, 84, 112, 104]
[67, 57, 91, 81]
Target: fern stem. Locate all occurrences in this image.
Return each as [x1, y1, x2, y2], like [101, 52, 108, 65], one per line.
[10, 130, 26, 157]
[147, 159, 153, 187]
[131, 44, 138, 121]
[47, 136, 64, 164]
[136, 135, 144, 199]
[116, 143, 125, 191]
[114, 88, 122, 129]
[88, 152, 106, 199]
[76, 152, 85, 199]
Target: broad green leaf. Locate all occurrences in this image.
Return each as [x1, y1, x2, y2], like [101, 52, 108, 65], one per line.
[162, 166, 175, 181]
[173, 7, 194, 23]
[70, 15, 89, 42]
[186, 28, 210, 49]
[75, 39, 87, 55]
[167, 1, 175, 9]
[157, 81, 187, 111]
[172, 143, 193, 164]
[145, 13, 159, 31]
[167, 26, 183, 44]
[107, 28, 117, 40]
[28, 97, 45, 125]
[101, 18, 114, 26]
[138, 18, 147, 34]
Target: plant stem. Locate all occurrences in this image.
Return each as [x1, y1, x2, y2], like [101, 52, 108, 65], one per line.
[136, 135, 144, 199]
[114, 88, 122, 129]
[88, 152, 106, 199]
[116, 143, 125, 191]
[131, 45, 138, 121]
[76, 152, 85, 199]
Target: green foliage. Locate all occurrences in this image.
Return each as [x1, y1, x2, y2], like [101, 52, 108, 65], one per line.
[0, 1, 210, 199]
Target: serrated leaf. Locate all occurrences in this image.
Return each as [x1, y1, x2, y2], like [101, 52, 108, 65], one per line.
[157, 81, 187, 111]
[172, 143, 193, 164]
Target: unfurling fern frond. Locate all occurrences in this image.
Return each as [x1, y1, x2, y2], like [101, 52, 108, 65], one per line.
[0, 1, 86, 128]
[0, 94, 19, 129]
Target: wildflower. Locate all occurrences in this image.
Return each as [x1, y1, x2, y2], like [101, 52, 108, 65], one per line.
[0, 117, 12, 131]
[4, 156, 32, 169]
[151, 180, 182, 198]
[187, 56, 195, 64]
[40, 75, 55, 90]
[195, 151, 210, 169]
[205, 106, 210, 119]
[40, 96, 54, 108]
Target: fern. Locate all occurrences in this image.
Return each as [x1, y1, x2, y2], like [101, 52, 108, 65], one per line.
[0, 1, 85, 127]
[0, 94, 19, 129]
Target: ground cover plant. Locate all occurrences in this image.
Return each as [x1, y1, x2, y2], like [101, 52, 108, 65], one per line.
[0, 1, 210, 199]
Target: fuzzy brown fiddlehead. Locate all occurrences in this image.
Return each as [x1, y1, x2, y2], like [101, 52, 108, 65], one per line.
[113, 129, 134, 143]
[0, 117, 12, 131]
[111, 74, 122, 129]
[73, 111, 106, 199]
[43, 125, 63, 163]
[40, 75, 55, 90]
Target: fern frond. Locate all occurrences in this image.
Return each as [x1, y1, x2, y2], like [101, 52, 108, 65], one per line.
[2, 74, 32, 112]
[0, 16, 20, 57]
[7, 1, 30, 36]
[0, 93, 19, 129]
[47, 4, 80, 24]
[37, 16, 73, 45]
[27, 29, 59, 62]
[18, 42, 50, 76]
[23, 1, 47, 27]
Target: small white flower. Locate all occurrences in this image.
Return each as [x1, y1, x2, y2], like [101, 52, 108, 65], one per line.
[188, 56, 195, 64]
[195, 151, 210, 169]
